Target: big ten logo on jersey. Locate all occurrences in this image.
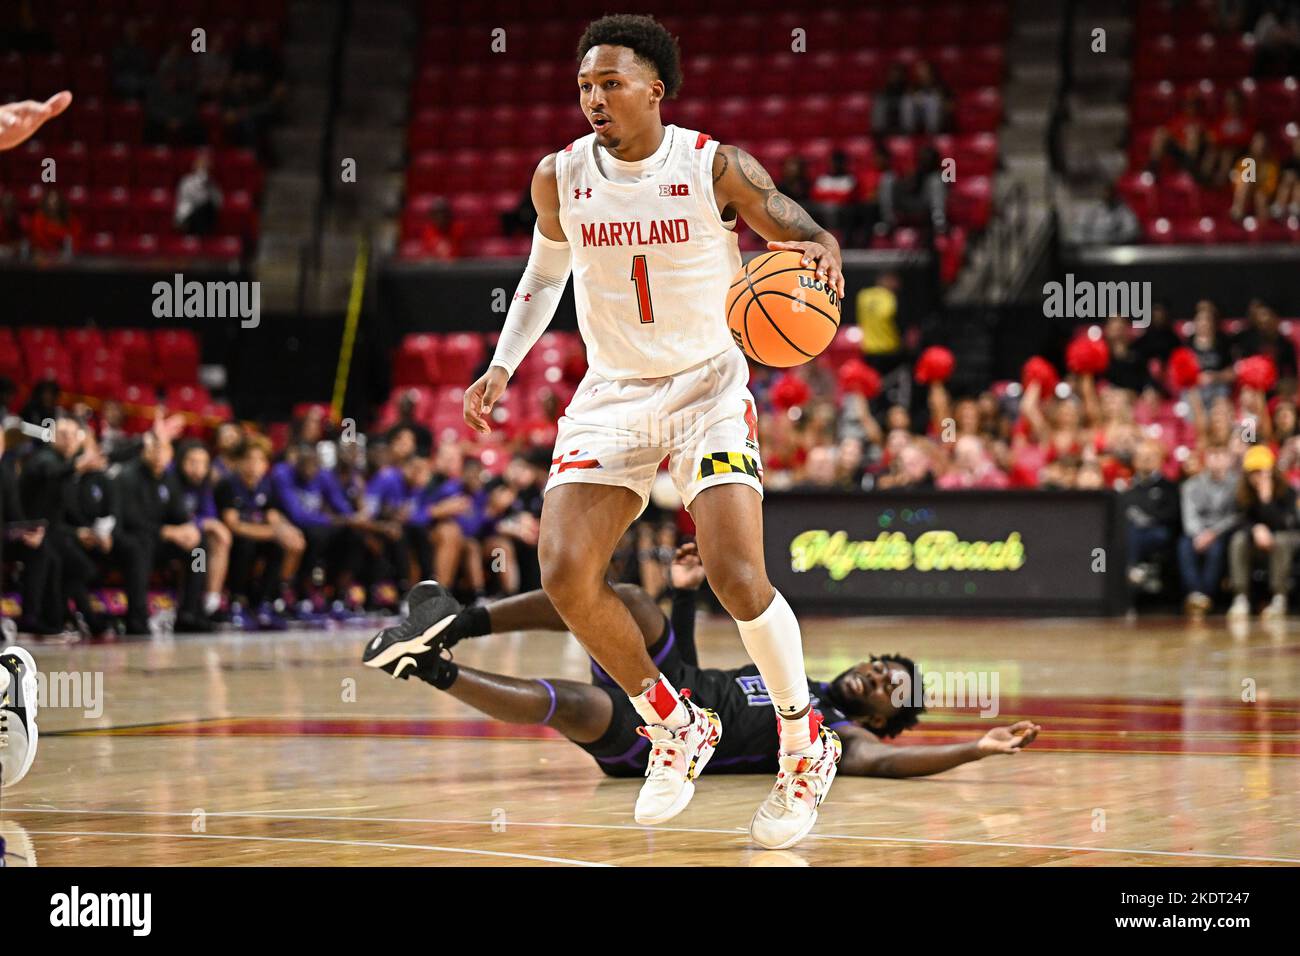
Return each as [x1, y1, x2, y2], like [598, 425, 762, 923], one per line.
[659, 183, 690, 197]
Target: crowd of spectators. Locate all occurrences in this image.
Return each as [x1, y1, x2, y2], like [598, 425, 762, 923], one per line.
[113, 19, 284, 155]
[6, 291, 1300, 637]
[744, 296, 1300, 617]
[0, 394, 562, 639]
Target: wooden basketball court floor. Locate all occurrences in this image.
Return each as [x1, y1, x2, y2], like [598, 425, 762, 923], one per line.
[3, 613, 1298, 867]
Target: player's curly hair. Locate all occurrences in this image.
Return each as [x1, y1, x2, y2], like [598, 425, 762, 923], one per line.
[872, 652, 925, 738]
[576, 14, 683, 99]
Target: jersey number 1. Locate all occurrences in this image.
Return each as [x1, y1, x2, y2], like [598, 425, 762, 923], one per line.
[630, 254, 655, 324]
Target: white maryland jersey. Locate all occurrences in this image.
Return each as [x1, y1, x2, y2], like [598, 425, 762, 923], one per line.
[554, 125, 742, 380]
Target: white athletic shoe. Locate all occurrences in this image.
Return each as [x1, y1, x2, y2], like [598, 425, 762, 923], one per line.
[750, 719, 842, 850]
[633, 697, 722, 826]
[1262, 594, 1288, 618]
[0, 646, 39, 790]
[1227, 594, 1251, 618]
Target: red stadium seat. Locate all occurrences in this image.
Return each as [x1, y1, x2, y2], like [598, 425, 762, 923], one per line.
[120, 233, 160, 258]
[134, 188, 174, 234]
[1143, 216, 1177, 244]
[439, 332, 487, 379]
[963, 1, 1011, 44]
[203, 236, 243, 260]
[217, 190, 257, 240]
[106, 330, 155, 383]
[86, 231, 115, 256]
[1156, 173, 1200, 219]
[1258, 77, 1300, 125]
[17, 327, 61, 352]
[949, 176, 993, 229]
[955, 89, 1002, 133]
[105, 101, 144, 144]
[162, 234, 203, 257]
[65, 327, 105, 355]
[1116, 171, 1158, 219]
[66, 96, 106, 143]
[78, 359, 125, 399]
[1131, 81, 1179, 128]
[89, 143, 132, 189]
[50, 142, 89, 187]
[137, 145, 179, 190]
[87, 187, 133, 233]
[165, 384, 211, 412]
[394, 334, 443, 387]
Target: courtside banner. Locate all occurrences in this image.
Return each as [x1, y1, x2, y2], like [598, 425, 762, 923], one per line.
[764, 490, 1126, 616]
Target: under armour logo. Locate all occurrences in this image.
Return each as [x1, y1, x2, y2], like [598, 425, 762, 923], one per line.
[574, 187, 592, 199]
[514, 291, 532, 301]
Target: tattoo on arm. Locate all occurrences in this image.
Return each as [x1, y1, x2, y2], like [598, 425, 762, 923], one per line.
[712, 150, 728, 184]
[736, 148, 775, 190]
[730, 146, 827, 242]
[764, 191, 821, 236]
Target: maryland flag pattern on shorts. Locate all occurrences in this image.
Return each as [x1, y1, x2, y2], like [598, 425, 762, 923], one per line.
[696, 451, 762, 481]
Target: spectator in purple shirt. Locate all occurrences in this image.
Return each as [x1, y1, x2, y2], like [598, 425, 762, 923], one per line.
[364, 455, 435, 591]
[174, 440, 231, 618]
[423, 442, 479, 597]
[214, 440, 304, 617]
[271, 442, 362, 605]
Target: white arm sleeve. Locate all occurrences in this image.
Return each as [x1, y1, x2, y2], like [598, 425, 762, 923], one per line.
[488, 225, 572, 378]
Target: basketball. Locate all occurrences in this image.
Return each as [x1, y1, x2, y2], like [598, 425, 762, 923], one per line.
[726, 250, 842, 367]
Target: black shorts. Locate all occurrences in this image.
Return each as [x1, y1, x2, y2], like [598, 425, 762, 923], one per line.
[577, 612, 735, 778]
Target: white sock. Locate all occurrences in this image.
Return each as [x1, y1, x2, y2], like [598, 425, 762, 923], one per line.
[204, 592, 222, 615]
[734, 589, 820, 755]
[629, 673, 690, 730]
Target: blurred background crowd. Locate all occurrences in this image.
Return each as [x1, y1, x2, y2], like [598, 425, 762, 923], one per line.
[4, 287, 1300, 637]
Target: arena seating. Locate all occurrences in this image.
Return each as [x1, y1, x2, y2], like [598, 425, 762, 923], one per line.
[0, 0, 286, 261]
[0, 325, 228, 434]
[1118, 0, 1300, 246]
[400, 0, 1009, 271]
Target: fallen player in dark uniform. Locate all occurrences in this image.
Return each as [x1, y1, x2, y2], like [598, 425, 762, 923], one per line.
[363, 544, 1040, 777]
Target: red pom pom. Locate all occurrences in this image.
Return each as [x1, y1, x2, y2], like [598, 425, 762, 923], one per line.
[838, 358, 881, 398]
[1237, 354, 1278, 392]
[1168, 347, 1201, 389]
[1066, 334, 1109, 376]
[1022, 356, 1060, 393]
[770, 372, 812, 411]
[915, 346, 955, 384]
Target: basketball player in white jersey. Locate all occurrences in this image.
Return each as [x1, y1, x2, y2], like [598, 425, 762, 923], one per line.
[367, 15, 845, 849]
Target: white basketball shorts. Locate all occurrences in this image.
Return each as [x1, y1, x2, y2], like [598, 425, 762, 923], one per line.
[545, 347, 764, 515]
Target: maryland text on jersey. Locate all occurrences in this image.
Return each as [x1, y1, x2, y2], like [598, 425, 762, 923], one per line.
[578, 218, 691, 248]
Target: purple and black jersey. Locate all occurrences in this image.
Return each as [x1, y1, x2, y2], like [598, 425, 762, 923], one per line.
[171, 471, 218, 523]
[270, 461, 352, 527]
[213, 473, 278, 523]
[364, 466, 427, 525]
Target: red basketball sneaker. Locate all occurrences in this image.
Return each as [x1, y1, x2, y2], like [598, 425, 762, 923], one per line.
[749, 717, 842, 850]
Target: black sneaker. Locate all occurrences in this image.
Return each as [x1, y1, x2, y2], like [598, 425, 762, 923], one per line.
[362, 580, 463, 678]
[0, 646, 39, 789]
